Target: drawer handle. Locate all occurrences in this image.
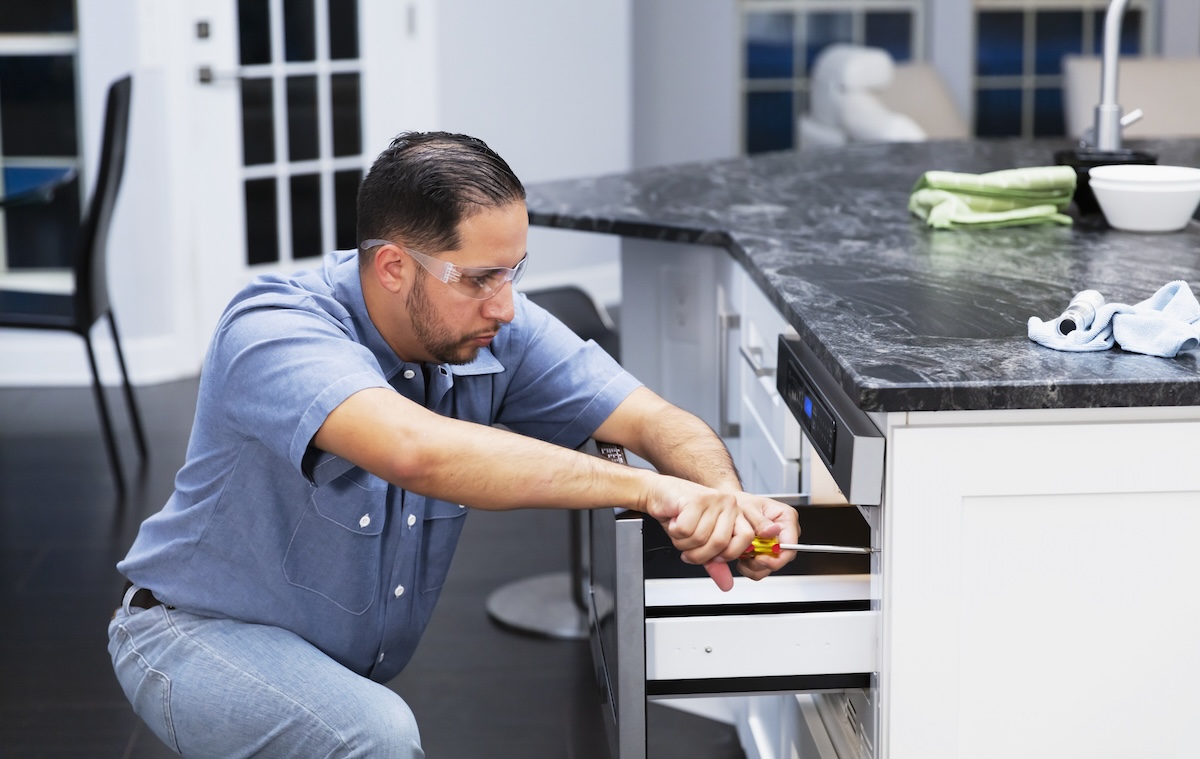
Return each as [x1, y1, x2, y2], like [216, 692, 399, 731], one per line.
[718, 311, 740, 438]
[739, 344, 774, 378]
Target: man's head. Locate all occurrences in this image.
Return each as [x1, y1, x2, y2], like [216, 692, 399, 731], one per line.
[357, 131, 526, 262]
[356, 132, 529, 366]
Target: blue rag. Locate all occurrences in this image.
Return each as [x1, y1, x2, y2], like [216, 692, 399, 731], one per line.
[1027, 281, 1200, 357]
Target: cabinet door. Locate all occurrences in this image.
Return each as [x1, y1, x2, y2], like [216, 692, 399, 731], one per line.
[884, 417, 1200, 759]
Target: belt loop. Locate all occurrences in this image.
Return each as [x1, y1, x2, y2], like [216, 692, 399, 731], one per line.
[122, 583, 141, 615]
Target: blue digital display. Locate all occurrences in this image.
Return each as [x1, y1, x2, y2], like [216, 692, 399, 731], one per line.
[803, 396, 813, 420]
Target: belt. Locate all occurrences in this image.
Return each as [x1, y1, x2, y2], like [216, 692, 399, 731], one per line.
[122, 579, 174, 611]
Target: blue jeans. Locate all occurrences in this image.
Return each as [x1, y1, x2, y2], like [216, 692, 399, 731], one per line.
[108, 586, 423, 758]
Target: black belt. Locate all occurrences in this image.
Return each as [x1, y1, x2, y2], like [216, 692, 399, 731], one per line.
[122, 579, 174, 611]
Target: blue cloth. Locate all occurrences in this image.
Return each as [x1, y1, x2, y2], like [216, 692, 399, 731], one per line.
[1027, 281, 1200, 357]
[118, 249, 639, 682]
[109, 599, 423, 757]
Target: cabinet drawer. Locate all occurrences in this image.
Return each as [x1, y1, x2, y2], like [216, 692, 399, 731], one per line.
[738, 275, 801, 460]
[644, 575, 877, 682]
[739, 392, 800, 495]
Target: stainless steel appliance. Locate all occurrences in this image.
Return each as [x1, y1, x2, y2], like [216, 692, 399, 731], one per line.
[584, 330, 889, 759]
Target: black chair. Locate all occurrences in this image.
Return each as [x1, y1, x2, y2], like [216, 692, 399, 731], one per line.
[0, 75, 145, 494]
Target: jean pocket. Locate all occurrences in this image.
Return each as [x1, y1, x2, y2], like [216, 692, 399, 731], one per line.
[420, 500, 469, 593]
[283, 469, 387, 613]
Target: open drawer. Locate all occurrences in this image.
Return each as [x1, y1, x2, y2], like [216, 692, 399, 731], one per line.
[585, 503, 877, 759]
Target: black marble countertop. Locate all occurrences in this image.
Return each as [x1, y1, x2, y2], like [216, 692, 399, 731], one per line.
[525, 139, 1200, 412]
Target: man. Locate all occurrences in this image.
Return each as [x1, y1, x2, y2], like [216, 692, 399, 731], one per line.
[109, 131, 799, 757]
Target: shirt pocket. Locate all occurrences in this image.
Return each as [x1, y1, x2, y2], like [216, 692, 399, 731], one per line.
[420, 499, 468, 594]
[283, 465, 387, 614]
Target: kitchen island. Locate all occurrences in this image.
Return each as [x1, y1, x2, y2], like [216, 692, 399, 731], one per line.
[526, 139, 1200, 759]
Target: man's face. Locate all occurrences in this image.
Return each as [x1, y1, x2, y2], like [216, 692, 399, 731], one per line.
[403, 202, 528, 365]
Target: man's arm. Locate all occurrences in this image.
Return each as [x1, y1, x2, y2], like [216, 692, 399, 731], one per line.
[593, 386, 800, 585]
[312, 386, 778, 589]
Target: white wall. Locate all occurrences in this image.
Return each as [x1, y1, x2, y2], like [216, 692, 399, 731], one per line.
[632, 0, 740, 169]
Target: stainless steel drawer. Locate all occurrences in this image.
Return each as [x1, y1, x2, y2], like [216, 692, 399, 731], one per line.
[587, 506, 876, 759]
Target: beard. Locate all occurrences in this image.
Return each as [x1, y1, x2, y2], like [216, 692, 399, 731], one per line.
[406, 274, 498, 365]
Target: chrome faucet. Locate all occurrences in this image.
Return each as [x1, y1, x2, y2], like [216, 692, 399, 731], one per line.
[1093, 0, 1141, 151]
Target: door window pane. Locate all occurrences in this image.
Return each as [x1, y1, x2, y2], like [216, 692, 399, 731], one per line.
[2, 170, 79, 269]
[1033, 88, 1064, 137]
[975, 89, 1022, 137]
[240, 78, 275, 166]
[1035, 12, 1083, 76]
[238, 0, 272, 66]
[328, 0, 359, 60]
[331, 73, 361, 158]
[865, 12, 913, 62]
[286, 75, 319, 162]
[0, 0, 75, 33]
[290, 173, 322, 260]
[0, 56, 78, 156]
[283, 0, 317, 62]
[334, 169, 361, 251]
[745, 91, 794, 153]
[805, 13, 852, 70]
[977, 12, 1024, 76]
[245, 178, 279, 265]
[746, 13, 794, 79]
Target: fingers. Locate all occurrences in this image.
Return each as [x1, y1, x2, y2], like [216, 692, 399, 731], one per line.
[732, 494, 802, 581]
[703, 560, 735, 592]
[648, 480, 803, 591]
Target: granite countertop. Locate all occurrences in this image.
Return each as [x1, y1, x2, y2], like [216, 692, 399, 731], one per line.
[525, 139, 1200, 412]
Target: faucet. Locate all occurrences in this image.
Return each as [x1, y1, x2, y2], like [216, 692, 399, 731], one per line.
[1093, 0, 1137, 151]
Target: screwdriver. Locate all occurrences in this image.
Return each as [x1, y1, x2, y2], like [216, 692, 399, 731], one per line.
[740, 536, 874, 558]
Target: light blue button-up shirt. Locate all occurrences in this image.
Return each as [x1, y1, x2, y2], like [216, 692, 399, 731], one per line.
[119, 249, 639, 681]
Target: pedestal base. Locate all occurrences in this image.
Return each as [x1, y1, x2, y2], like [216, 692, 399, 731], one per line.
[485, 571, 588, 640]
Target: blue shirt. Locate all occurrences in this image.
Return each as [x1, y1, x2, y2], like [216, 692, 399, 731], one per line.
[119, 249, 639, 682]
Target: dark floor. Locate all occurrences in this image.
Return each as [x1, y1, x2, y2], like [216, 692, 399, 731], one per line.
[0, 377, 745, 758]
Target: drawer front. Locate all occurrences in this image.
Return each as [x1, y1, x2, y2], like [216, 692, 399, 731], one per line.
[646, 609, 879, 681]
[739, 391, 800, 495]
[739, 274, 802, 460]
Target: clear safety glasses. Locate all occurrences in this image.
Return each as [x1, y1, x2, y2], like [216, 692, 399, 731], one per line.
[360, 239, 527, 300]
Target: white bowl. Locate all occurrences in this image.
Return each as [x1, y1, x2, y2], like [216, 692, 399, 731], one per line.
[1087, 164, 1200, 232]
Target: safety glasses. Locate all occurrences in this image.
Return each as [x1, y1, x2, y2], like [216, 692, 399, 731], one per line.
[360, 239, 527, 300]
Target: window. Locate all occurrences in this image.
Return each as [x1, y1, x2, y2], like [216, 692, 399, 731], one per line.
[0, 0, 80, 271]
[237, 0, 363, 267]
[974, 0, 1154, 139]
[740, 0, 923, 154]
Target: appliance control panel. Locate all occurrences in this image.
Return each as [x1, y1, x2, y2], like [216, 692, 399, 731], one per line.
[777, 336, 884, 506]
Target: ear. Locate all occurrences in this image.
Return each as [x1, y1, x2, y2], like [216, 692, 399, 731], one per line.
[371, 242, 411, 294]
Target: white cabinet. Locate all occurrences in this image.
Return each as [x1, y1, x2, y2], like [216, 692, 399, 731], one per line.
[879, 408, 1200, 759]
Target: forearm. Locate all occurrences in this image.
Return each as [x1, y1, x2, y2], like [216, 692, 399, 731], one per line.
[594, 387, 741, 491]
[315, 386, 660, 513]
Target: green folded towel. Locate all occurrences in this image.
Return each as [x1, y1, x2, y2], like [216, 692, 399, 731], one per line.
[909, 165, 1077, 229]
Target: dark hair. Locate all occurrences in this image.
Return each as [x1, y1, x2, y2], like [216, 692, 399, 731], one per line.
[356, 131, 526, 259]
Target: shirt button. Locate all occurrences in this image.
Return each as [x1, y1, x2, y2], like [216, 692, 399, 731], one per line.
[359, 514, 371, 528]
[394, 585, 405, 598]
[378, 652, 385, 662]
[407, 514, 416, 527]
[402, 369, 416, 380]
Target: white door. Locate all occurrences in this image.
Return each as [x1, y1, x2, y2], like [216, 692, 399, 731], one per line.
[189, 0, 368, 339]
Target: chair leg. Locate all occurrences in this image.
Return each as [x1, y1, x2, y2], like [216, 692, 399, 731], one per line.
[83, 333, 126, 495]
[107, 311, 147, 459]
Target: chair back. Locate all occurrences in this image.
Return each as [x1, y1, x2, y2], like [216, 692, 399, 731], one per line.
[75, 75, 132, 324]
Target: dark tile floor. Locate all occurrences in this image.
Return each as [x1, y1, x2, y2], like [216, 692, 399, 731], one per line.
[0, 377, 745, 758]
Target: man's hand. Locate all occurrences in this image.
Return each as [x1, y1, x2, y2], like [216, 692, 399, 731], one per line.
[641, 477, 800, 591]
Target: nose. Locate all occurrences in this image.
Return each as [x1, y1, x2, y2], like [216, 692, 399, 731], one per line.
[482, 280, 516, 323]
